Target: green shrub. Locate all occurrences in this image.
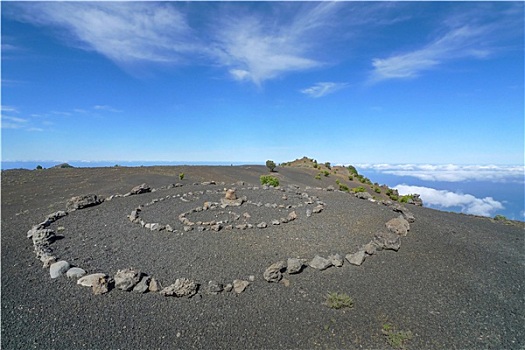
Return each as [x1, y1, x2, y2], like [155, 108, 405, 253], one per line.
[339, 184, 350, 192]
[179, 172, 185, 180]
[36, 165, 43, 170]
[315, 174, 321, 180]
[382, 323, 413, 349]
[348, 175, 354, 181]
[266, 160, 276, 172]
[313, 163, 318, 169]
[323, 170, 330, 177]
[352, 186, 366, 193]
[399, 195, 412, 203]
[324, 162, 331, 170]
[335, 179, 341, 185]
[347, 165, 359, 176]
[374, 187, 381, 194]
[494, 214, 508, 221]
[260, 175, 279, 187]
[325, 292, 354, 309]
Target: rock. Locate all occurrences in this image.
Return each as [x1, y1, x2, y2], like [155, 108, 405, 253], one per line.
[233, 280, 250, 294]
[114, 268, 143, 291]
[27, 224, 45, 239]
[271, 220, 280, 225]
[312, 205, 324, 214]
[66, 194, 103, 211]
[328, 254, 344, 267]
[386, 216, 410, 236]
[45, 210, 68, 223]
[346, 251, 366, 266]
[355, 192, 373, 200]
[183, 226, 193, 232]
[160, 278, 198, 298]
[133, 275, 152, 293]
[224, 284, 233, 292]
[148, 278, 161, 292]
[281, 278, 290, 287]
[165, 225, 174, 232]
[373, 231, 401, 251]
[206, 280, 224, 295]
[66, 267, 86, 279]
[40, 254, 57, 268]
[225, 189, 237, 200]
[362, 242, 378, 255]
[77, 273, 108, 287]
[211, 224, 222, 232]
[309, 255, 333, 270]
[287, 211, 297, 221]
[235, 224, 248, 230]
[411, 194, 423, 206]
[257, 222, 268, 229]
[327, 186, 335, 191]
[401, 209, 416, 223]
[129, 183, 151, 195]
[286, 258, 305, 274]
[306, 209, 312, 218]
[31, 229, 56, 245]
[263, 261, 287, 282]
[50, 261, 70, 278]
[128, 209, 140, 223]
[92, 276, 110, 295]
[243, 212, 251, 219]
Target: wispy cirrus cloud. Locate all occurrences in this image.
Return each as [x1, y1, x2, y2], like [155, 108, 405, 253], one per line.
[300, 82, 349, 98]
[9, 2, 196, 65]
[394, 184, 504, 217]
[94, 105, 122, 113]
[369, 3, 523, 82]
[357, 163, 525, 183]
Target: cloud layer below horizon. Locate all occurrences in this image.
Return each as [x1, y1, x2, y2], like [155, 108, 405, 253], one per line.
[394, 184, 504, 217]
[357, 164, 524, 183]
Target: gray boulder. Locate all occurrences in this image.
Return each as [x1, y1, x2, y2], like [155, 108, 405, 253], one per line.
[129, 183, 151, 195]
[233, 280, 250, 294]
[386, 216, 410, 236]
[160, 278, 198, 298]
[328, 253, 344, 267]
[66, 194, 103, 211]
[309, 255, 333, 270]
[66, 267, 87, 279]
[50, 260, 70, 278]
[114, 268, 143, 291]
[263, 261, 287, 282]
[286, 258, 306, 274]
[32, 229, 56, 245]
[77, 273, 108, 287]
[133, 275, 152, 293]
[355, 192, 373, 200]
[345, 251, 366, 266]
[373, 231, 401, 251]
[206, 280, 224, 295]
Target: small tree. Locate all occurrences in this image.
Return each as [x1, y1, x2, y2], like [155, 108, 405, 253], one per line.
[36, 165, 43, 170]
[266, 160, 276, 172]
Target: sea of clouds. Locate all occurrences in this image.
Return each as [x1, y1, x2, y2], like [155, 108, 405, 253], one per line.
[355, 164, 524, 220]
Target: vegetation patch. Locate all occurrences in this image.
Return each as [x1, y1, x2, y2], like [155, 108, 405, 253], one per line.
[265, 160, 276, 172]
[324, 292, 354, 309]
[382, 323, 413, 349]
[352, 186, 366, 193]
[260, 175, 280, 187]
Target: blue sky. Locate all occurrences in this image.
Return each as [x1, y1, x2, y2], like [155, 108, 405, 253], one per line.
[1, 1, 524, 166]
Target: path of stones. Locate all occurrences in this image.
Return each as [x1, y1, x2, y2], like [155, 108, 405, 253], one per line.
[26, 181, 416, 298]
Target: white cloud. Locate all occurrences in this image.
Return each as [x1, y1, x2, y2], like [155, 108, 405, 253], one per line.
[356, 164, 524, 183]
[370, 25, 492, 82]
[394, 184, 504, 217]
[300, 82, 348, 98]
[1, 115, 28, 129]
[93, 105, 122, 113]
[11, 2, 196, 64]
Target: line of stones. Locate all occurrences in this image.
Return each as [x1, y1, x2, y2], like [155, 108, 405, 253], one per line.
[25, 181, 415, 298]
[262, 197, 416, 283]
[128, 185, 325, 233]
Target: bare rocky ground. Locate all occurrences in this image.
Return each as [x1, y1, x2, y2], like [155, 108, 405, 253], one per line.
[2, 165, 524, 349]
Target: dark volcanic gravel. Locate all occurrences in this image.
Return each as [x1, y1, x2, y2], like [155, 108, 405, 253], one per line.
[2, 166, 524, 349]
